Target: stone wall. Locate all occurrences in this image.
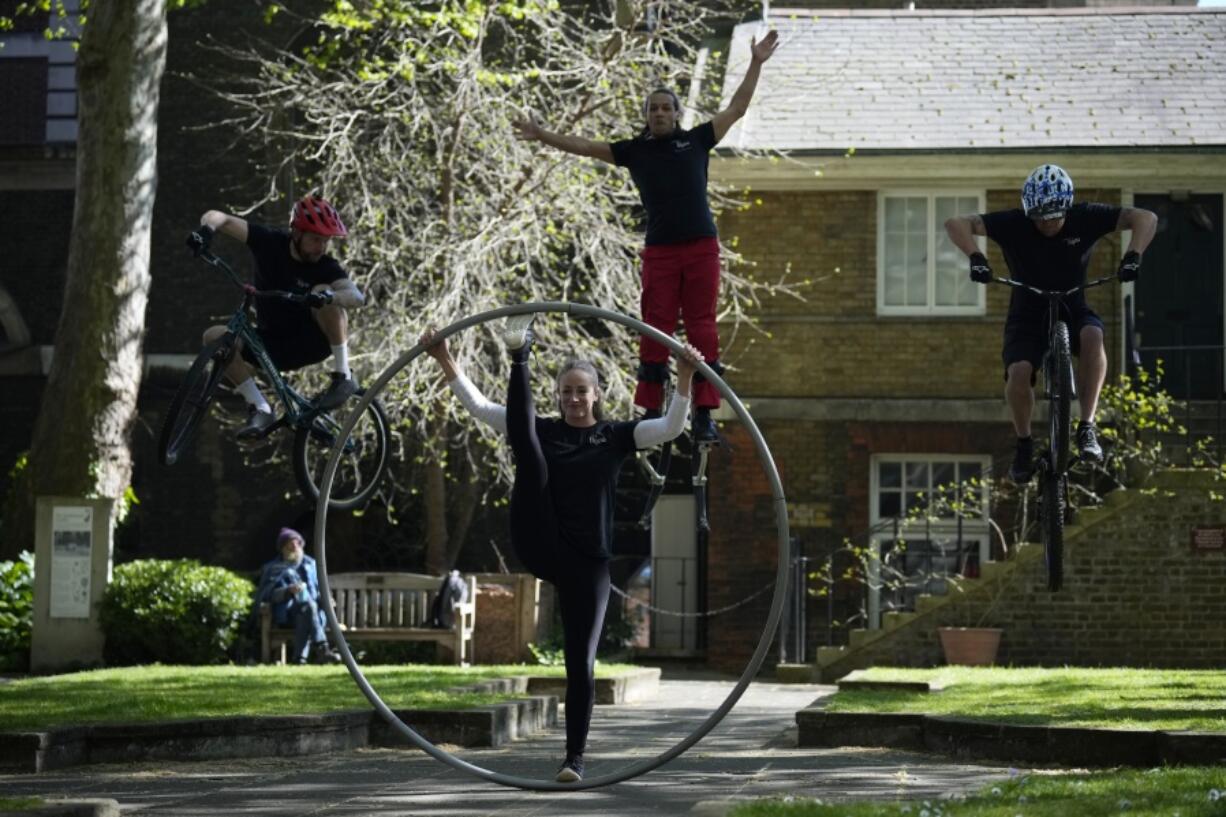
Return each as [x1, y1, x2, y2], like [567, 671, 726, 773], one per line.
[831, 470, 1226, 669]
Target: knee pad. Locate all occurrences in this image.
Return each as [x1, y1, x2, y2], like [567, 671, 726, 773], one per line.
[637, 361, 670, 383]
[692, 359, 725, 384]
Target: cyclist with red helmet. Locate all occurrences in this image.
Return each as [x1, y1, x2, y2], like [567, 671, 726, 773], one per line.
[193, 195, 366, 438]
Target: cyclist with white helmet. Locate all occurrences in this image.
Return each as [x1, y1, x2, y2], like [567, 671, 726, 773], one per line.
[190, 195, 366, 438]
[945, 165, 1157, 482]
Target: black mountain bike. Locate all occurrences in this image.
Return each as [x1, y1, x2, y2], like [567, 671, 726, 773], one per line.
[995, 274, 1117, 591]
[159, 247, 390, 510]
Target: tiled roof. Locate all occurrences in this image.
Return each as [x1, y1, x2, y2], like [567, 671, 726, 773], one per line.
[720, 8, 1226, 151]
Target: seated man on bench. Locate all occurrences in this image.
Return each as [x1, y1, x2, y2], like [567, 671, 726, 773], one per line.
[255, 528, 341, 665]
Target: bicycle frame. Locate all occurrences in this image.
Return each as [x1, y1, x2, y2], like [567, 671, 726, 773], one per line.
[199, 248, 328, 432]
[996, 274, 1116, 406]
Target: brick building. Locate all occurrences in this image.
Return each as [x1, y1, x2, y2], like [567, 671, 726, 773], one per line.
[695, 5, 1226, 672]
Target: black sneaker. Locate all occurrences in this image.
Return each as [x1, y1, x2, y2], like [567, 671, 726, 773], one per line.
[315, 372, 358, 411]
[555, 753, 584, 783]
[1008, 436, 1035, 484]
[502, 314, 536, 362]
[236, 405, 276, 440]
[1077, 421, 1103, 464]
[692, 407, 719, 445]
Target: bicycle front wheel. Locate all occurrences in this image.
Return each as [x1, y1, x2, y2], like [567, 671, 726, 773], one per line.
[1048, 321, 1073, 474]
[159, 335, 234, 466]
[293, 396, 390, 510]
[1040, 465, 1065, 592]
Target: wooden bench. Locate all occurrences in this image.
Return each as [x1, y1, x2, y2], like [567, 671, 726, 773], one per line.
[261, 572, 476, 665]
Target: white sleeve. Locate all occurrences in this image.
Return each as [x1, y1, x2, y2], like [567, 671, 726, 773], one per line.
[447, 372, 507, 434]
[634, 394, 690, 448]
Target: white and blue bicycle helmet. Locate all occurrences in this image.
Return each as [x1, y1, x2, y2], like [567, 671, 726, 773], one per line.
[1021, 164, 1074, 220]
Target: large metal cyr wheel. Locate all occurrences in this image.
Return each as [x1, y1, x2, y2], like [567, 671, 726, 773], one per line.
[311, 302, 791, 791]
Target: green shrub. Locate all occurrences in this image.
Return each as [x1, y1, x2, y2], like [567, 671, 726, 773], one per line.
[100, 559, 254, 666]
[0, 551, 34, 671]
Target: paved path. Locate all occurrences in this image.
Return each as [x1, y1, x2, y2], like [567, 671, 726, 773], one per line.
[3, 679, 1015, 815]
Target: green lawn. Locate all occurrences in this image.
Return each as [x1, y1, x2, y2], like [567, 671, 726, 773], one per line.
[0, 798, 44, 812]
[0, 663, 636, 732]
[826, 666, 1226, 732]
[731, 768, 1226, 817]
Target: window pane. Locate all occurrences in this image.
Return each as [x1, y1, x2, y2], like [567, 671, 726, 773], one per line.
[932, 461, 956, 490]
[905, 462, 928, 488]
[879, 462, 901, 488]
[884, 254, 906, 306]
[906, 491, 926, 515]
[879, 491, 901, 518]
[906, 236, 927, 305]
[905, 198, 926, 232]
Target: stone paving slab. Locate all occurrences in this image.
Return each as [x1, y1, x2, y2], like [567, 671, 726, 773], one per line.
[0, 679, 1015, 816]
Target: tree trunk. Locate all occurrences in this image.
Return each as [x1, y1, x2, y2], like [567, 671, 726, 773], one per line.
[1, 0, 167, 558]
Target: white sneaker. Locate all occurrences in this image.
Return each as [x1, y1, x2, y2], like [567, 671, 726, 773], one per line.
[502, 314, 536, 352]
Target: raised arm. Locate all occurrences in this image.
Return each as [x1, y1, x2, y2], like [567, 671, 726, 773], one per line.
[634, 344, 702, 448]
[711, 30, 779, 143]
[419, 329, 507, 433]
[513, 115, 615, 164]
[200, 209, 248, 243]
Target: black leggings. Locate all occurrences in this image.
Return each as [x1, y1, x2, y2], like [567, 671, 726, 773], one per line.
[506, 358, 610, 758]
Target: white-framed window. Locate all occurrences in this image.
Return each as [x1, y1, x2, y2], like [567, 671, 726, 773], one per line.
[866, 454, 992, 628]
[877, 191, 987, 316]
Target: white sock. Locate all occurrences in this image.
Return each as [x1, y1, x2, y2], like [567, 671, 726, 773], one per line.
[236, 378, 271, 413]
[331, 344, 351, 379]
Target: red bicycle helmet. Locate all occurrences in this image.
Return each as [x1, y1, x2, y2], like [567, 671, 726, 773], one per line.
[290, 194, 348, 238]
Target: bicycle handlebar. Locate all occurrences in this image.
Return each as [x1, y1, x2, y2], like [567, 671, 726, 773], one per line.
[992, 274, 1118, 298]
[192, 245, 310, 305]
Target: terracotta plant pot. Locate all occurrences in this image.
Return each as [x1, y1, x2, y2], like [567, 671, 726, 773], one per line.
[937, 627, 1002, 666]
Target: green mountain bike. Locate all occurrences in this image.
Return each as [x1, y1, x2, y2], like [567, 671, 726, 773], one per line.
[158, 246, 390, 510]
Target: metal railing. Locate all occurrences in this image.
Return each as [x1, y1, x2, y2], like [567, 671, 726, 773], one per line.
[1131, 343, 1226, 465]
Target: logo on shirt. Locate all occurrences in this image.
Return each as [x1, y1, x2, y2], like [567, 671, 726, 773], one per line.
[1063, 237, 1082, 247]
[589, 432, 607, 446]
[295, 278, 310, 289]
[672, 140, 691, 152]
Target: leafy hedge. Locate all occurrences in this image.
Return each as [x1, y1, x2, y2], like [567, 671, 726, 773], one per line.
[0, 551, 34, 671]
[100, 559, 253, 665]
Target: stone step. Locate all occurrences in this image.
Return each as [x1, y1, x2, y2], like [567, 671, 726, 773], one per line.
[914, 593, 944, 614]
[848, 628, 885, 649]
[815, 645, 848, 667]
[882, 611, 917, 631]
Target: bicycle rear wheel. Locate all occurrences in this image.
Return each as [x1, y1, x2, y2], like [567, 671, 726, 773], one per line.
[1048, 321, 1073, 474]
[1040, 463, 1065, 592]
[159, 335, 234, 466]
[293, 396, 390, 510]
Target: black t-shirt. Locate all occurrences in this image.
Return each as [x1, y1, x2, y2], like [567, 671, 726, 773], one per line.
[981, 203, 1120, 322]
[246, 224, 346, 333]
[610, 122, 719, 246]
[537, 417, 640, 559]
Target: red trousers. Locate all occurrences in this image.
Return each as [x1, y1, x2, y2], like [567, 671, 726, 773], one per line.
[634, 237, 721, 410]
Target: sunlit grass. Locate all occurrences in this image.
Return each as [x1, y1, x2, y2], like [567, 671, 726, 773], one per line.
[0, 663, 638, 731]
[0, 798, 44, 811]
[825, 667, 1226, 732]
[731, 767, 1226, 817]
